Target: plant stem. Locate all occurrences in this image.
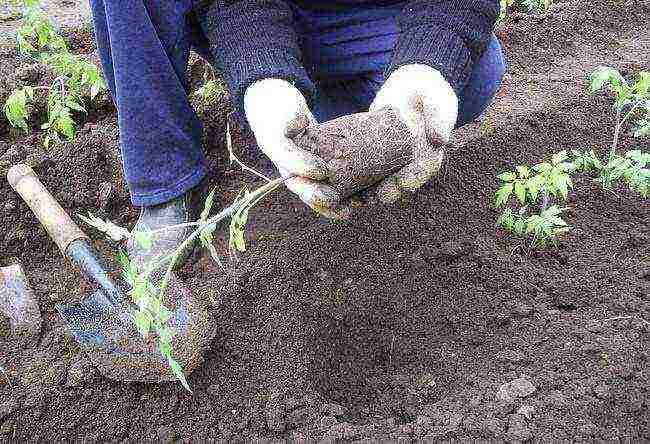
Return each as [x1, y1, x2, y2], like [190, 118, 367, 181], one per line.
[226, 121, 272, 182]
[611, 101, 641, 159]
[157, 175, 292, 299]
[540, 191, 550, 211]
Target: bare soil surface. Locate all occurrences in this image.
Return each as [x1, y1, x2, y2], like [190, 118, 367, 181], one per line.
[1, 1, 649, 441]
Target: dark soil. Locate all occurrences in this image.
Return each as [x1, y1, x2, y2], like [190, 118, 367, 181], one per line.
[1, 1, 649, 441]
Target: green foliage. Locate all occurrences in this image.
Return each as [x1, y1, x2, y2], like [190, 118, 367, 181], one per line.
[495, 150, 574, 207]
[15, 1, 66, 55]
[3, 87, 34, 131]
[499, 0, 553, 22]
[495, 152, 574, 247]
[2, 0, 107, 147]
[497, 205, 569, 248]
[495, 67, 649, 248]
[116, 250, 191, 392]
[194, 80, 222, 106]
[81, 172, 286, 391]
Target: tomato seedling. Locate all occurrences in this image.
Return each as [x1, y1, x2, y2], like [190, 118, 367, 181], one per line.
[495, 67, 649, 247]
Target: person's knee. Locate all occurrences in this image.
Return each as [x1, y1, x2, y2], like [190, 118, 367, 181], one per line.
[456, 35, 507, 127]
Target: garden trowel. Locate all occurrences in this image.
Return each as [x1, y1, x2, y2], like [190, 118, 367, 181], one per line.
[7, 164, 213, 384]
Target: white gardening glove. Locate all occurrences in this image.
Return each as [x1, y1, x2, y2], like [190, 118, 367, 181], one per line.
[244, 79, 351, 219]
[369, 64, 459, 203]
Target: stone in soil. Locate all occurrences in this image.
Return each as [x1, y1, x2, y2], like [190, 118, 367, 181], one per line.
[506, 414, 532, 442]
[496, 378, 537, 403]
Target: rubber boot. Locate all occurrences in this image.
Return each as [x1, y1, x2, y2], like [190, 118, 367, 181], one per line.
[126, 182, 207, 270]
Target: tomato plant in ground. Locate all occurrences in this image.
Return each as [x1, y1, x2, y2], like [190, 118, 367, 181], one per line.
[495, 67, 650, 248]
[2, 0, 106, 147]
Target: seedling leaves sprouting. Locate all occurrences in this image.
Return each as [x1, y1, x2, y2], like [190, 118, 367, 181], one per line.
[496, 67, 649, 248]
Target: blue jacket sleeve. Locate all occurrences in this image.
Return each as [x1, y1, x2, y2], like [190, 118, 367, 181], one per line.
[387, 0, 500, 96]
[199, 0, 315, 117]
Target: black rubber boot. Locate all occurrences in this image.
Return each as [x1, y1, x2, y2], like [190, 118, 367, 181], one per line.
[126, 182, 207, 271]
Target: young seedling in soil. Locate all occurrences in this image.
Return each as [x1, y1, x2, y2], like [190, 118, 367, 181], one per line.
[79, 104, 439, 387]
[495, 67, 650, 248]
[2, 0, 106, 147]
[79, 125, 290, 390]
[499, 0, 554, 23]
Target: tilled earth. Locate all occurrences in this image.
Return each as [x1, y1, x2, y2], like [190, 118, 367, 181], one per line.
[1, 1, 649, 442]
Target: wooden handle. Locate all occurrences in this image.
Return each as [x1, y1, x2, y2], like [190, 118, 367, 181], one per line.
[7, 164, 88, 254]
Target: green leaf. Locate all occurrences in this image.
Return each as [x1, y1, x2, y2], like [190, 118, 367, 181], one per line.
[494, 183, 513, 207]
[513, 217, 526, 235]
[133, 231, 154, 251]
[497, 171, 516, 182]
[169, 359, 192, 393]
[133, 311, 152, 337]
[589, 66, 624, 95]
[533, 162, 551, 173]
[551, 150, 568, 165]
[526, 175, 542, 202]
[515, 165, 530, 179]
[497, 208, 514, 230]
[200, 187, 217, 222]
[514, 181, 527, 204]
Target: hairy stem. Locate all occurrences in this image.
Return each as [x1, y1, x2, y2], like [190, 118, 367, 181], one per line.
[540, 191, 550, 211]
[611, 101, 641, 159]
[157, 175, 292, 299]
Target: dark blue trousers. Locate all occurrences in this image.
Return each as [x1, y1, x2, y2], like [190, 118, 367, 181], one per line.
[90, 0, 506, 206]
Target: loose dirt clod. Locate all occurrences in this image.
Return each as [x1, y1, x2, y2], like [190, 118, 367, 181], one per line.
[290, 108, 415, 198]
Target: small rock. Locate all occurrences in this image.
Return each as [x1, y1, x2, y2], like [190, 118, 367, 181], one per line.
[206, 383, 220, 397]
[285, 407, 310, 430]
[496, 378, 537, 403]
[511, 302, 533, 317]
[516, 405, 535, 420]
[482, 418, 506, 438]
[320, 415, 337, 430]
[0, 399, 19, 420]
[577, 421, 597, 437]
[506, 414, 531, 442]
[265, 393, 286, 432]
[493, 312, 511, 326]
[3, 201, 16, 213]
[469, 393, 483, 408]
[545, 390, 567, 408]
[593, 383, 611, 400]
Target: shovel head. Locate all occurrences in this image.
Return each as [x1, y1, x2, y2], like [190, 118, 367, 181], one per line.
[56, 271, 213, 384]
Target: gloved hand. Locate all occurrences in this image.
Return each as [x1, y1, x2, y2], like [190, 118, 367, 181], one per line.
[369, 64, 459, 203]
[244, 79, 351, 219]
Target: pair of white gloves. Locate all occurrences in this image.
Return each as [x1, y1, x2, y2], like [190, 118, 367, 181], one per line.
[243, 64, 458, 220]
